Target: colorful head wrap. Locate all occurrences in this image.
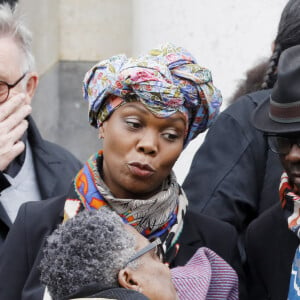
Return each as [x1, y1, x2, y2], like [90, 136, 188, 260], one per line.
[83, 43, 222, 147]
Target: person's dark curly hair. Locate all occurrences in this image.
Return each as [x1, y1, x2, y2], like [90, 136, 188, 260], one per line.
[261, 0, 300, 90]
[39, 208, 137, 300]
[228, 59, 269, 104]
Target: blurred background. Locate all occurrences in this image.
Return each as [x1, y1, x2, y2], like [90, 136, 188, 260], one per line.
[11, 0, 287, 182]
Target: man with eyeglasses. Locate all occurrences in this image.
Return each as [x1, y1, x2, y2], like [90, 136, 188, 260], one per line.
[0, 4, 81, 250]
[246, 44, 300, 299]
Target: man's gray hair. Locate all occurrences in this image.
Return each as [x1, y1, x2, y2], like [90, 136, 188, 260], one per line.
[40, 208, 137, 300]
[0, 3, 35, 72]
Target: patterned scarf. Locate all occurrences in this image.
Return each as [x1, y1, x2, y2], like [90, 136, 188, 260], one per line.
[63, 150, 187, 253]
[279, 172, 300, 298]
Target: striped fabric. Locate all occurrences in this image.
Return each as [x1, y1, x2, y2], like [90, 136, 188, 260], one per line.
[171, 247, 238, 300]
[278, 172, 300, 298]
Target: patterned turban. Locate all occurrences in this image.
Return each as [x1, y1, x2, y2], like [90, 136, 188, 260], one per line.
[83, 43, 222, 147]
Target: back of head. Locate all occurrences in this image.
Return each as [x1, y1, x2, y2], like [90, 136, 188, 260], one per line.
[40, 208, 137, 300]
[262, 0, 300, 89]
[0, 3, 35, 72]
[276, 0, 300, 50]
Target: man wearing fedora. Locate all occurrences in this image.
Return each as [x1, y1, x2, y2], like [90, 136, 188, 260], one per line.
[246, 45, 300, 299]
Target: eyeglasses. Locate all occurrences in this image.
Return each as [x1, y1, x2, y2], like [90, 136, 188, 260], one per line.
[265, 133, 300, 155]
[126, 238, 164, 265]
[0, 72, 27, 101]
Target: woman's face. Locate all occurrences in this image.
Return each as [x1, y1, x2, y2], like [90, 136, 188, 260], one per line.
[99, 100, 186, 199]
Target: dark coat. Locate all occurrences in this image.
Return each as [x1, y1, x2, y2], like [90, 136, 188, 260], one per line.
[63, 286, 149, 300]
[245, 203, 298, 299]
[183, 90, 283, 236]
[0, 117, 82, 248]
[0, 194, 243, 300]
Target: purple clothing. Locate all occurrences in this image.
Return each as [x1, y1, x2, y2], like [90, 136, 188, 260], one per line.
[171, 247, 238, 300]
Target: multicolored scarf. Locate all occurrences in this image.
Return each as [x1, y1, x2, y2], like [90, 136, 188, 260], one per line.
[279, 172, 300, 298]
[63, 151, 187, 253]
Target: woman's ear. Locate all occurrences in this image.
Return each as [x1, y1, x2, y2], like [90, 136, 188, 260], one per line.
[98, 125, 105, 139]
[118, 268, 143, 293]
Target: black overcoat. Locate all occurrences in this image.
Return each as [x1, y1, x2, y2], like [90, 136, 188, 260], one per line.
[183, 90, 283, 236]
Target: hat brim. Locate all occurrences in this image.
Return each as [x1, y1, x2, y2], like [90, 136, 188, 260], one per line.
[252, 96, 300, 133]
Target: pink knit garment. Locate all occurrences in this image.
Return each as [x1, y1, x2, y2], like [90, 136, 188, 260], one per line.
[171, 247, 238, 300]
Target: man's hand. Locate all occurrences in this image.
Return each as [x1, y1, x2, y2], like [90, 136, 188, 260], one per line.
[0, 93, 32, 171]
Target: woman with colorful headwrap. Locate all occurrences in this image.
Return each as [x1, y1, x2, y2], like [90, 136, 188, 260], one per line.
[0, 43, 242, 300]
[63, 43, 222, 256]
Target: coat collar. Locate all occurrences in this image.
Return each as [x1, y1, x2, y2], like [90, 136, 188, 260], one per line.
[27, 116, 65, 198]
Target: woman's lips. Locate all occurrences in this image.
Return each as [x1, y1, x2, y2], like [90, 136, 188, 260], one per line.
[128, 162, 155, 177]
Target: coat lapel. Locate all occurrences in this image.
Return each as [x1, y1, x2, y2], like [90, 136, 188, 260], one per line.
[277, 207, 299, 298]
[0, 203, 11, 229]
[27, 117, 62, 199]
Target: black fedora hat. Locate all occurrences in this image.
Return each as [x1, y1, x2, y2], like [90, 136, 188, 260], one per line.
[252, 45, 300, 133]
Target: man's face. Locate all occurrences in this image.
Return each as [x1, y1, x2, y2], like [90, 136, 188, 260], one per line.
[277, 133, 300, 191]
[0, 37, 28, 104]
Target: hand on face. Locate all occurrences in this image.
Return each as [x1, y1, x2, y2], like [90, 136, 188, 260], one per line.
[0, 92, 31, 171]
[0, 37, 38, 172]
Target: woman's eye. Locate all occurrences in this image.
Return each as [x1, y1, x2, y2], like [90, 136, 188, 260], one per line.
[151, 248, 161, 261]
[125, 119, 141, 129]
[162, 132, 179, 141]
